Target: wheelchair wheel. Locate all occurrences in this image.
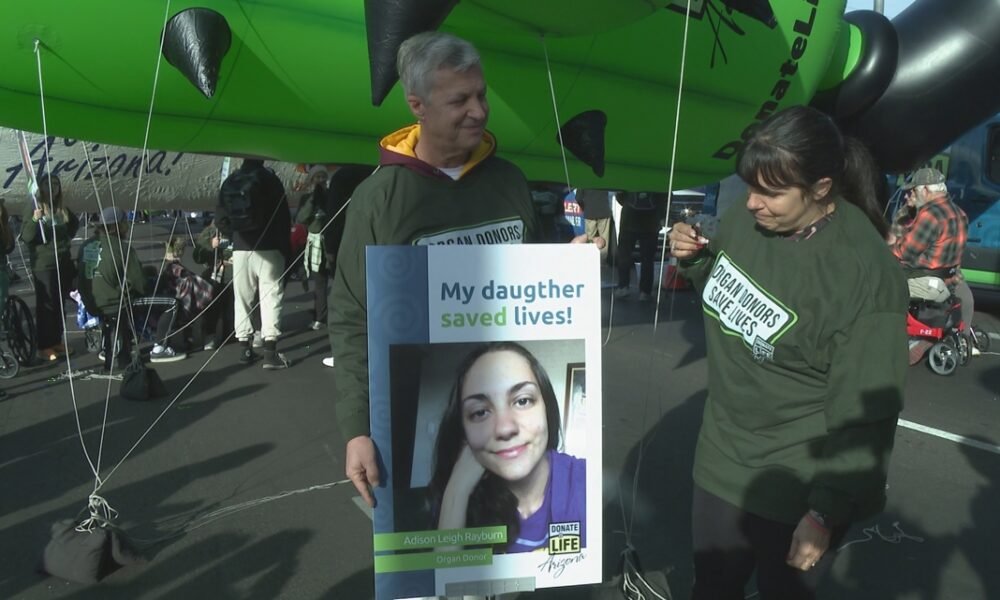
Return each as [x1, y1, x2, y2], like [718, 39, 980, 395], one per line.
[3, 295, 36, 366]
[0, 350, 18, 379]
[971, 327, 992, 353]
[927, 341, 958, 376]
[955, 333, 971, 367]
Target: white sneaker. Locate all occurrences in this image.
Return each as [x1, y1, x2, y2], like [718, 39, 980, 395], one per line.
[638, 292, 652, 302]
[252, 331, 263, 348]
[322, 356, 335, 368]
[310, 321, 324, 331]
[151, 346, 186, 363]
[614, 287, 631, 299]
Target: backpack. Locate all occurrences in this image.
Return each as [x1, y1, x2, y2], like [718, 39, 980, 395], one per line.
[219, 167, 268, 232]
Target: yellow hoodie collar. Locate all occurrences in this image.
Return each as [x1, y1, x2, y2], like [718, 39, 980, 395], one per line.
[380, 124, 496, 178]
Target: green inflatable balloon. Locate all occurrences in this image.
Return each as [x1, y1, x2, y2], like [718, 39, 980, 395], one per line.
[0, 1, 857, 192]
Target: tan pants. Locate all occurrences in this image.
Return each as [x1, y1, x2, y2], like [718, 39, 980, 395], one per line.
[585, 217, 612, 261]
[907, 276, 950, 303]
[233, 249, 285, 341]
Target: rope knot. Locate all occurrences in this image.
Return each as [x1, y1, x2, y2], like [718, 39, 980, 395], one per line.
[75, 493, 119, 532]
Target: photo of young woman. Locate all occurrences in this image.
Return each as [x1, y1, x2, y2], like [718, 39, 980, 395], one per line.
[428, 341, 586, 554]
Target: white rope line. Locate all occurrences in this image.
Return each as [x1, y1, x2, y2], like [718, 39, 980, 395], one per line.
[129, 479, 351, 546]
[138, 213, 181, 336]
[81, 142, 132, 490]
[118, 0, 171, 363]
[97, 187, 359, 489]
[540, 36, 574, 198]
[100, 144, 142, 345]
[652, 0, 694, 333]
[626, 0, 693, 547]
[58, 0, 173, 517]
[33, 39, 101, 485]
[155, 187, 291, 344]
[539, 35, 619, 347]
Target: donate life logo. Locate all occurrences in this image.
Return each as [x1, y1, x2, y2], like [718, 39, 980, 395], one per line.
[702, 253, 796, 361]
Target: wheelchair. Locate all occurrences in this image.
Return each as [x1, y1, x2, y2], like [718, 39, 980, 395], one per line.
[0, 293, 37, 379]
[907, 295, 991, 376]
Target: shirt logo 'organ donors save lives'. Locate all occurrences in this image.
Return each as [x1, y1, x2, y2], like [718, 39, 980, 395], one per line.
[414, 218, 524, 246]
[702, 253, 796, 350]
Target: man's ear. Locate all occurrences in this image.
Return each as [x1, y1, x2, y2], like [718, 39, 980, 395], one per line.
[406, 94, 425, 121]
[812, 177, 833, 201]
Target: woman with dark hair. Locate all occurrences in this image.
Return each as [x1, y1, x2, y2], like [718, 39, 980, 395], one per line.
[669, 105, 907, 599]
[21, 174, 79, 361]
[430, 342, 586, 554]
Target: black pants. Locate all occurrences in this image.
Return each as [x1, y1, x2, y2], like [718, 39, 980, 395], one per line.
[204, 284, 236, 346]
[34, 265, 74, 350]
[100, 318, 133, 371]
[616, 230, 657, 294]
[313, 268, 329, 323]
[691, 486, 847, 600]
[131, 296, 180, 349]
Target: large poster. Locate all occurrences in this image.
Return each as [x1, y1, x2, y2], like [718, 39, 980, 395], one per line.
[366, 244, 603, 599]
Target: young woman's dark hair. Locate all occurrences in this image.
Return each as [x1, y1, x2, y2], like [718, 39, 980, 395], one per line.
[736, 105, 889, 239]
[429, 341, 562, 550]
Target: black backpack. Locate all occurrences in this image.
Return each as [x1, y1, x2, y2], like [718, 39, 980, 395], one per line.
[219, 167, 268, 232]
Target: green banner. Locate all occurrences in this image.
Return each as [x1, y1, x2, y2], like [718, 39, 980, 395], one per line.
[374, 548, 493, 574]
[374, 526, 506, 551]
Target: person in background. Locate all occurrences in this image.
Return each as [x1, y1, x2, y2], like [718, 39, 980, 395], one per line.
[575, 188, 612, 262]
[888, 167, 973, 346]
[217, 158, 292, 370]
[320, 164, 375, 368]
[77, 207, 146, 371]
[193, 220, 236, 352]
[159, 236, 215, 351]
[615, 191, 665, 301]
[21, 174, 79, 361]
[670, 105, 907, 600]
[295, 166, 332, 331]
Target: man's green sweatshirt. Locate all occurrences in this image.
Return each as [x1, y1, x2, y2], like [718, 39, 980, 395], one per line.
[679, 200, 909, 525]
[330, 126, 542, 443]
[77, 234, 147, 316]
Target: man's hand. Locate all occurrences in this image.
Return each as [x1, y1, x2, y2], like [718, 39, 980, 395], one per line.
[786, 513, 831, 571]
[346, 435, 380, 507]
[592, 236, 607, 250]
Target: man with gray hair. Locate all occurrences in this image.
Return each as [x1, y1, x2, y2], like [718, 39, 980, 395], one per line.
[329, 31, 542, 506]
[889, 167, 975, 355]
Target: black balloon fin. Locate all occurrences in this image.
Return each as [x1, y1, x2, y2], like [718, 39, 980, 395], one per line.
[365, 0, 459, 106]
[162, 8, 231, 98]
[558, 110, 608, 177]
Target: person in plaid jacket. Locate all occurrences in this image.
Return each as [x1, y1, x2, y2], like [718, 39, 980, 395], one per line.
[888, 167, 969, 300]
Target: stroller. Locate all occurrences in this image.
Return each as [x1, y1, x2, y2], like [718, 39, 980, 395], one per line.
[907, 295, 991, 375]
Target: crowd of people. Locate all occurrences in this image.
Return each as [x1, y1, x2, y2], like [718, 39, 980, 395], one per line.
[6, 28, 979, 600]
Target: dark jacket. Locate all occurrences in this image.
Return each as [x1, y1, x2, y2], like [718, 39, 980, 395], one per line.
[77, 233, 147, 317]
[21, 206, 79, 271]
[216, 164, 291, 256]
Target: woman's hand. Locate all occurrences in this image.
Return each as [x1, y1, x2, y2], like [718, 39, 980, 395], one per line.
[668, 222, 709, 260]
[211, 234, 220, 249]
[33, 208, 44, 222]
[446, 444, 486, 498]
